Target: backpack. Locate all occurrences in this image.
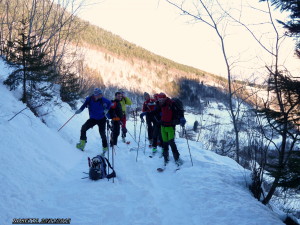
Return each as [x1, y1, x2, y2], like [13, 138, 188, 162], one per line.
[171, 98, 185, 125]
[89, 155, 116, 180]
[106, 100, 123, 120]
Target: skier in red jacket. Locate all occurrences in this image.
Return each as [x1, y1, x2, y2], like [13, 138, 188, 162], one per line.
[157, 93, 186, 166]
[141, 92, 156, 145]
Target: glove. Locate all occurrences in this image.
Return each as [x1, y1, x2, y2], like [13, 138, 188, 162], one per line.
[140, 112, 147, 122]
[106, 112, 111, 119]
[180, 117, 186, 127]
[75, 109, 83, 114]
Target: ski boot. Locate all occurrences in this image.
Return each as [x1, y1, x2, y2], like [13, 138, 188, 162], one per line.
[76, 140, 86, 151]
[101, 147, 108, 156]
[175, 158, 183, 166]
[159, 149, 164, 158]
[152, 147, 157, 154]
[164, 156, 169, 166]
[149, 139, 153, 147]
[149, 147, 157, 157]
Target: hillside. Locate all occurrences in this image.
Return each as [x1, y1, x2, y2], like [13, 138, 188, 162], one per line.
[72, 19, 262, 110]
[0, 0, 259, 109]
[71, 17, 232, 95]
[0, 58, 286, 225]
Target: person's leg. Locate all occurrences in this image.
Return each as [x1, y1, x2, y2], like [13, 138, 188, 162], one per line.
[161, 126, 169, 163]
[169, 139, 180, 161]
[166, 126, 180, 162]
[80, 119, 96, 141]
[112, 121, 121, 145]
[146, 114, 153, 142]
[121, 116, 127, 139]
[77, 119, 96, 150]
[97, 117, 108, 148]
[152, 123, 159, 148]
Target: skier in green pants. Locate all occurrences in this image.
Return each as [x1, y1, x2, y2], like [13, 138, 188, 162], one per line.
[157, 93, 186, 166]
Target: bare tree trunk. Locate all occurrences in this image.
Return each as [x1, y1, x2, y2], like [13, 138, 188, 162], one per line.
[165, 0, 242, 163]
[1, 0, 19, 56]
[21, 29, 27, 104]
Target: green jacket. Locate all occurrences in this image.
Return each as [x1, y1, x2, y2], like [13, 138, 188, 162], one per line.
[120, 97, 132, 113]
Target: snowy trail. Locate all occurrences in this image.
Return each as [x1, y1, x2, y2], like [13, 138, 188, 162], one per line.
[25, 137, 282, 225]
[0, 75, 285, 225]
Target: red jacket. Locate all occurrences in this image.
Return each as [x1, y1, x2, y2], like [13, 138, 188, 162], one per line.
[142, 98, 156, 112]
[160, 98, 174, 126]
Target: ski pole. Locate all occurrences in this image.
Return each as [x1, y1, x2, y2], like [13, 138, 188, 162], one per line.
[58, 114, 76, 132]
[110, 120, 115, 183]
[112, 145, 115, 183]
[126, 128, 139, 145]
[106, 120, 110, 178]
[134, 108, 137, 141]
[183, 127, 193, 166]
[136, 121, 143, 162]
[143, 123, 147, 155]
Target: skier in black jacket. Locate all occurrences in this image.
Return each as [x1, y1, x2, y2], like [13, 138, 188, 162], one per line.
[107, 92, 123, 147]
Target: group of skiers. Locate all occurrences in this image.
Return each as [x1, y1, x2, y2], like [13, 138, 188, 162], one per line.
[75, 88, 186, 166]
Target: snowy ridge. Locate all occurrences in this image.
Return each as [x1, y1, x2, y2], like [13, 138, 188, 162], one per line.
[0, 78, 284, 224]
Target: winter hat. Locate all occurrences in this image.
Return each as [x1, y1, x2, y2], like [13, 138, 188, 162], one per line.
[144, 92, 150, 98]
[153, 93, 159, 100]
[115, 91, 122, 96]
[158, 92, 167, 99]
[93, 88, 102, 96]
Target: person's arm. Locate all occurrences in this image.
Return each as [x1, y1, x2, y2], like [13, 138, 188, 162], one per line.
[142, 102, 147, 112]
[172, 102, 186, 126]
[116, 102, 124, 118]
[76, 97, 89, 114]
[124, 97, 132, 106]
[103, 98, 112, 110]
[107, 99, 112, 109]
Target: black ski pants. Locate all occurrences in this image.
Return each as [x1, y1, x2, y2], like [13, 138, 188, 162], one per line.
[152, 122, 162, 148]
[111, 120, 121, 146]
[146, 113, 155, 141]
[162, 139, 180, 162]
[161, 126, 179, 162]
[80, 117, 108, 148]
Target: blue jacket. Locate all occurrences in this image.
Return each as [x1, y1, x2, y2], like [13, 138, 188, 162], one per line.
[79, 96, 112, 120]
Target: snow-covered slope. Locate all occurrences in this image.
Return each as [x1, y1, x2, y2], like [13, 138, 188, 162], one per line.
[0, 66, 284, 224]
[76, 46, 219, 97]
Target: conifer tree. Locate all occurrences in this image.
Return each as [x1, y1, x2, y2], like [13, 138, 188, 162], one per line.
[259, 70, 300, 204]
[4, 19, 57, 113]
[58, 65, 81, 109]
[262, 0, 300, 57]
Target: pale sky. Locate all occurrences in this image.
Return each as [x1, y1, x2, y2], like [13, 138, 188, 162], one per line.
[77, 0, 299, 82]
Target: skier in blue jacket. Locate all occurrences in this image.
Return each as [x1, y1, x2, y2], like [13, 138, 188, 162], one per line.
[75, 88, 111, 154]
